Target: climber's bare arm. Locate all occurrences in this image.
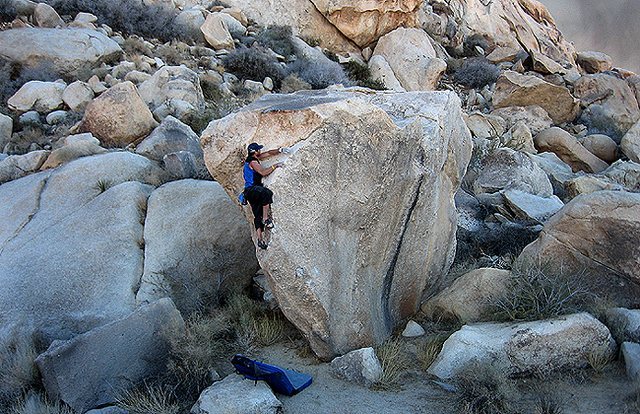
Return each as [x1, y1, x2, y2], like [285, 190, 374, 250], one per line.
[250, 160, 283, 176]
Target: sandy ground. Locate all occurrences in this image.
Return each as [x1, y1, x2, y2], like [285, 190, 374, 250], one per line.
[250, 342, 634, 414]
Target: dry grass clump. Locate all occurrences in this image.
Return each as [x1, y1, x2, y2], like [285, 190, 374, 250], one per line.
[0, 335, 39, 407]
[417, 334, 449, 370]
[493, 260, 598, 322]
[116, 383, 180, 414]
[8, 393, 74, 414]
[454, 363, 515, 414]
[586, 348, 612, 375]
[374, 338, 410, 390]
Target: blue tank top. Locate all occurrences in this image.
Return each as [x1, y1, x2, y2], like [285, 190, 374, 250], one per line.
[243, 159, 262, 188]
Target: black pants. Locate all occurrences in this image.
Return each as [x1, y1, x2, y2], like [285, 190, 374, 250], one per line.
[244, 185, 273, 230]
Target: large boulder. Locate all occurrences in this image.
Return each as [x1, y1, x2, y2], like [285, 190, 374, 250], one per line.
[33, 3, 64, 28]
[428, 313, 616, 379]
[422, 268, 511, 323]
[573, 73, 640, 142]
[39, 139, 107, 170]
[517, 191, 640, 287]
[136, 180, 258, 314]
[62, 80, 95, 112]
[564, 175, 624, 199]
[576, 51, 613, 74]
[371, 28, 446, 91]
[0, 152, 165, 344]
[36, 298, 185, 413]
[492, 71, 578, 124]
[534, 127, 609, 173]
[138, 66, 205, 122]
[200, 88, 472, 359]
[220, 0, 358, 54]
[81, 81, 158, 147]
[441, 0, 576, 67]
[191, 374, 282, 414]
[502, 189, 564, 224]
[603, 161, 640, 192]
[0, 28, 122, 77]
[7, 80, 66, 113]
[472, 147, 553, 197]
[310, 0, 421, 47]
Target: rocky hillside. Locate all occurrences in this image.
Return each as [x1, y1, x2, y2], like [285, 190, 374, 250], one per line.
[0, 0, 639, 413]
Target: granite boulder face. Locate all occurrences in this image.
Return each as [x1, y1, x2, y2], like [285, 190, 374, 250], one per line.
[201, 88, 472, 359]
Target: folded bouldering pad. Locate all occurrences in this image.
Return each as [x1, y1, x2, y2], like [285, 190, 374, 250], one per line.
[231, 354, 313, 396]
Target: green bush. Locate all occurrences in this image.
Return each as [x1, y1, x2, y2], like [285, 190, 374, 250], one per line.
[222, 47, 285, 89]
[454, 58, 501, 89]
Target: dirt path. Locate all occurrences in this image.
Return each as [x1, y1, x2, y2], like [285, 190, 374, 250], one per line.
[254, 343, 634, 414]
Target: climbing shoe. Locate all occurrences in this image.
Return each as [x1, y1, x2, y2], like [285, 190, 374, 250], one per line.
[263, 218, 274, 229]
[257, 240, 268, 250]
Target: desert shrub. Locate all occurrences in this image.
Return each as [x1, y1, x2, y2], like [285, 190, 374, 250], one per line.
[343, 60, 386, 90]
[256, 25, 296, 57]
[9, 393, 74, 414]
[122, 36, 153, 58]
[280, 74, 312, 93]
[42, 0, 193, 43]
[454, 363, 516, 414]
[155, 41, 196, 68]
[287, 56, 349, 89]
[580, 105, 628, 143]
[116, 383, 180, 414]
[222, 47, 285, 88]
[374, 338, 409, 390]
[493, 260, 598, 322]
[0, 0, 17, 23]
[0, 335, 39, 407]
[454, 57, 501, 89]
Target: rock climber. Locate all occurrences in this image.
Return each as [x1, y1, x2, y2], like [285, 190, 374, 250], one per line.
[242, 142, 287, 249]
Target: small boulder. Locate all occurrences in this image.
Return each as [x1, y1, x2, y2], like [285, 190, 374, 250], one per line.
[603, 160, 640, 192]
[174, 7, 207, 42]
[368, 55, 404, 91]
[502, 189, 564, 223]
[503, 121, 536, 153]
[8, 80, 66, 113]
[135, 116, 204, 166]
[0, 150, 50, 184]
[576, 51, 613, 74]
[138, 66, 205, 122]
[605, 308, 640, 344]
[526, 152, 575, 199]
[200, 12, 234, 50]
[428, 313, 616, 379]
[45, 110, 67, 125]
[36, 298, 185, 413]
[33, 3, 64, 28]
[422, 268, 511, 323]
[579, 134, 618, 163]
[621, 342, 640, 382]
[621, 120, 640, 163]
[564, 175, 623, 199]
[402, 320, 426, 337]
[472, 148, 553, 197]
[40, 139, 107, 170]
[534, 127, 609, 173]
[191, 374, 282, 414]
[492, 71, 579, 124]
[371, 28, 445, 91]
[464, 112, 506, 139]
[81, 81, 158, 147]
[491, 105, 553, 136]
[330, 347, 383, 388]
[573, 73, 640, 142]
[218, 12, 246, 38]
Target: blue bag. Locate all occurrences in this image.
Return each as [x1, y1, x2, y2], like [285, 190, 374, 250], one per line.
[231, 354, 313, 396]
